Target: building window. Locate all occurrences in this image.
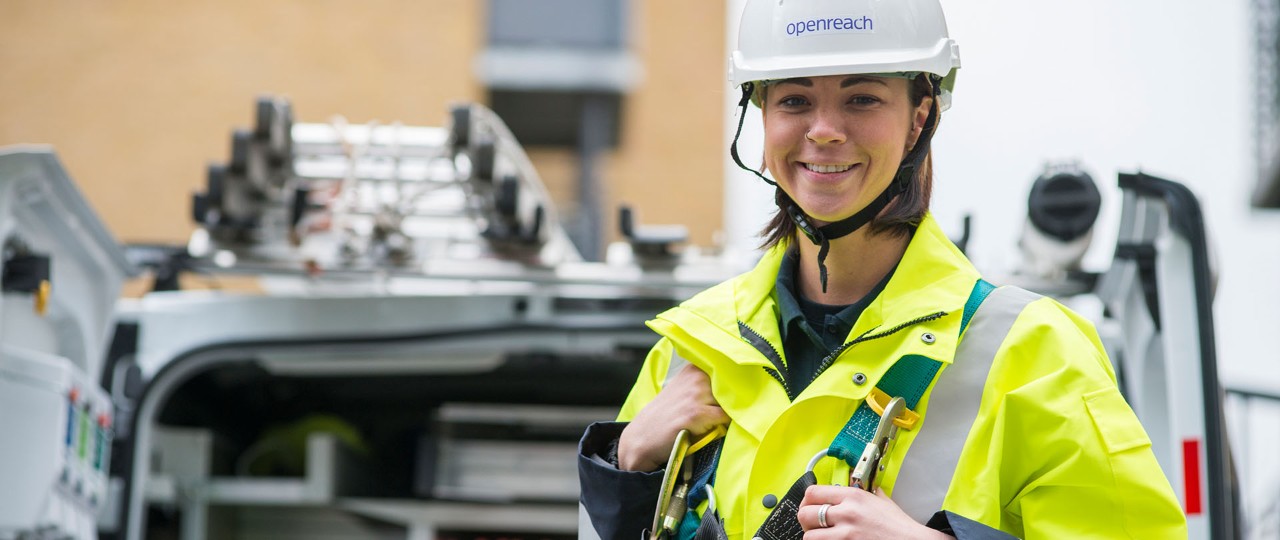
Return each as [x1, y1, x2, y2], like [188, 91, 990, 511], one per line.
[1254, 0, 1280, 207]
[478, 0, 637, 148]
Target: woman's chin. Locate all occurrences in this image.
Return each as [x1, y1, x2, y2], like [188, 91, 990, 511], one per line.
[794, 201, 867, 225]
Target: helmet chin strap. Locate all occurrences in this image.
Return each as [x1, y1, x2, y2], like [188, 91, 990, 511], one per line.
[730, 78, 942, 293]
[730, 82, 777, 188]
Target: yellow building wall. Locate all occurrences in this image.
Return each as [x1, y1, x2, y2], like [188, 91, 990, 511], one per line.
[0, 0, 726, 257]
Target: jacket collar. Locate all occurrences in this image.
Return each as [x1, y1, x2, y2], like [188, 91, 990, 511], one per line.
[851, 213, 980, 342]
[651, 212, 979, 369]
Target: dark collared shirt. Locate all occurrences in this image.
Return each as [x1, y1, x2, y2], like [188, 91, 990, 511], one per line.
[774, 247, 895, 396]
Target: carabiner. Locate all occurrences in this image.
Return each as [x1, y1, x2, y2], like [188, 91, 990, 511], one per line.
[849, 396, 906, 491]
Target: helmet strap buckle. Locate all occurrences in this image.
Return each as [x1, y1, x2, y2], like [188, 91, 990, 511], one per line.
[786, 202, 824, 247]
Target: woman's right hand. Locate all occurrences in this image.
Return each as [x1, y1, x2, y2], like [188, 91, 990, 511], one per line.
[617, 363, 729, 472]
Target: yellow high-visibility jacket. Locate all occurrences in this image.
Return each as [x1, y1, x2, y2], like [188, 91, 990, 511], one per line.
[616, 213, 1186, 538]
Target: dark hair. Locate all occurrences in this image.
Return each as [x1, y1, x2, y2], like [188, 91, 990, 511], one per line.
[759, 74, 936, 249]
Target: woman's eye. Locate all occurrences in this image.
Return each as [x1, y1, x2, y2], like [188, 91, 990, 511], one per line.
[778, 96, 809, 108]
[850, 95, 881, 106]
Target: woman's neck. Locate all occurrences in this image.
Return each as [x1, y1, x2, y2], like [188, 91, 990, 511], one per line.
[794, 228, 910, 305]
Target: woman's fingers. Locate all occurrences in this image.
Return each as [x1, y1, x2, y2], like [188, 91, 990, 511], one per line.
[799, 485, 850, 532]
[671, 365, 729, 433]
[617, 363, 726, 471]
[669, 363, 716, 402]
[800, 484, 859, 506]
[798, 485, 941, 539]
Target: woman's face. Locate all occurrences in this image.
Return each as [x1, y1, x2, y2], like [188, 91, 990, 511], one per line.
[762, 74, 931, 225]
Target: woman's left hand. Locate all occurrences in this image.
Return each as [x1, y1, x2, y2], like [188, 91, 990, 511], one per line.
[797, 485, 951, 539]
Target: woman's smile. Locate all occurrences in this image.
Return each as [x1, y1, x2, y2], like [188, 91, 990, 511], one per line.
[795, 161, 865, 198]
[800, 162, 857, 175]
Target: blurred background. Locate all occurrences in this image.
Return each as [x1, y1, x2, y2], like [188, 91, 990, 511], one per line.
[0, 0, 726, 261]
[5, 0, 1279, 385]
[3, 0, 1280, 538]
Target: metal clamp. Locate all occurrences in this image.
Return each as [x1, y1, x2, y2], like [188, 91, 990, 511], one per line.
[849, 396, 906, 491]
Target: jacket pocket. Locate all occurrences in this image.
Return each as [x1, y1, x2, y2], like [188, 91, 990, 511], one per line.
[1082, 387, 1152, 454]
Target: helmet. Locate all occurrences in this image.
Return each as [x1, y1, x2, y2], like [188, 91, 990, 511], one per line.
[729, 0, 961, 110]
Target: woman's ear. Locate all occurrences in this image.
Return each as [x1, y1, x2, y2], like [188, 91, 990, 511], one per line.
[906, 95, 935, 151]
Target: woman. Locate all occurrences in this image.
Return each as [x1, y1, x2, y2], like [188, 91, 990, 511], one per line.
[579, 1, 1186, 538]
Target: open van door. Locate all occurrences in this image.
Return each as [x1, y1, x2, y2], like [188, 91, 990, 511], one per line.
[0, 147, 136, 540]
[1094, 172, 1239, 540]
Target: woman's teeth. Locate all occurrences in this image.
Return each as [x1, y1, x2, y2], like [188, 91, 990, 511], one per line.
[803, 163, 853, 173]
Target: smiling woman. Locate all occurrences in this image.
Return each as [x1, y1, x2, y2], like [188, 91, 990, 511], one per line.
[577, 0, 1188, 539]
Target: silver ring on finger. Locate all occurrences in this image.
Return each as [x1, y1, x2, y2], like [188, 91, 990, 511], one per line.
[817, 503, 832, 528]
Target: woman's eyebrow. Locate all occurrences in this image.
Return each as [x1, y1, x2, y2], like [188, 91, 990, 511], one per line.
[841, 76, 890, 88]
[772, 77, 812, 87]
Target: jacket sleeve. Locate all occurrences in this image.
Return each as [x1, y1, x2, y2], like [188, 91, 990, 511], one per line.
[578, 339, 676, 540]
[942, 298, 1187, 538]
[616, 337, 675, 422]
[578, 421, 665, 540]
[927, 511, 1017, 539]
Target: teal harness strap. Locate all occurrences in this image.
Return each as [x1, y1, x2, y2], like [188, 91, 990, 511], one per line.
[826, 355, 942, 462]
[826, 279, 995, 465]
[961, 279, 997, 336]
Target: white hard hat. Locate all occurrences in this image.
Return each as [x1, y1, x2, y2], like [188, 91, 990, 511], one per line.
[729, 0, 961, 110]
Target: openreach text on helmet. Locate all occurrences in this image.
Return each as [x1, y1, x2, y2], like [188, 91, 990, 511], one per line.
[785, 16, 874, 37]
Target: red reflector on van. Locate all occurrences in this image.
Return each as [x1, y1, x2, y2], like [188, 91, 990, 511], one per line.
[1183, 439, 1202, 515]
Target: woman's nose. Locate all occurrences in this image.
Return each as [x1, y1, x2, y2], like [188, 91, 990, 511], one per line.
[805, 116, 846, 144]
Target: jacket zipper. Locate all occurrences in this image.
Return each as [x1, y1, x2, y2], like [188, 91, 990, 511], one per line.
[808, 311, 947, 387]
[737, 321, 795, 400]
[736, 310, 947, 400]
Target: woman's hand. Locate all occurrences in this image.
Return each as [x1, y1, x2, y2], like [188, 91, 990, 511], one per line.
[797, 485, 952, 539]
[617, 363, 729, 472]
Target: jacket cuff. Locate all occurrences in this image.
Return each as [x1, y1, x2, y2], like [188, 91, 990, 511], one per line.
[578, 421, 665, 540]
[926, 510, 1018, 540]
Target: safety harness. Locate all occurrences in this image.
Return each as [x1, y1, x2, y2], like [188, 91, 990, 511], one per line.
[656, 279, 996, 540]
[728, 76, 943, 293]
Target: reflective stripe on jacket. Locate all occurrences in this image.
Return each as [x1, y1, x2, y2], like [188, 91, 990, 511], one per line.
[616, 213, 1186, 539]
